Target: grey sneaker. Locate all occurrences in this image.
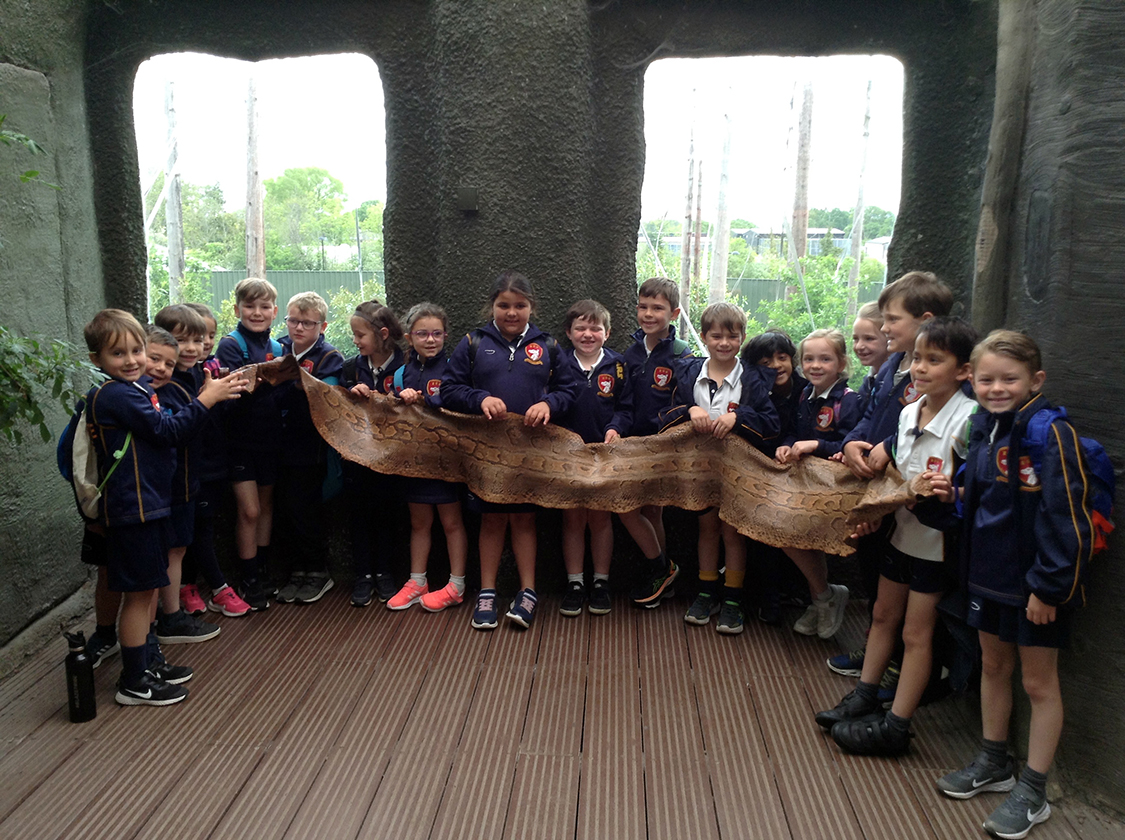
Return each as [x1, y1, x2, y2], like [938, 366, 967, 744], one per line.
[715, 600, 744, 635]
[684, 591, 719, 625]
[277, 573, 307, 604]
[294, 572, 334, 604]
[937, 751, 1016, 799]
[793, 603, 818, 635]
[155, 608, 221, 644]
[982, 779, 1050, 839]
[816, 584, 849, 639]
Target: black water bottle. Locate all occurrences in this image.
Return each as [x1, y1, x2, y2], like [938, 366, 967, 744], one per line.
[64, 631, 96, 723]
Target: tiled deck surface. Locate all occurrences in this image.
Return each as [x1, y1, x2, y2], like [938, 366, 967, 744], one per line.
[1, 589, 1121, 840]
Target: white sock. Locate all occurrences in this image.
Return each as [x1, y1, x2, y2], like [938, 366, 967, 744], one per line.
[593, 573, 609, 582]
[567, 573, 584, 584]
[411, 573, 427, 586]
[814, 588, 831, 602]
[450, 575, 466, 594]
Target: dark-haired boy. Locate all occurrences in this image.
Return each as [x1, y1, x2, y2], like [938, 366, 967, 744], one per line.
[215, 277, 282, 610]
[83, 309, 246, 705]
[605, 277, 693, 608]
[274, 292, 344, 604]
[817, 317, 978, 755]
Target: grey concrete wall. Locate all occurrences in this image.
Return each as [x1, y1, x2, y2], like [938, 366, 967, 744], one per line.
[1001, 0, 1125, 812]
[0, 0, 103, 649]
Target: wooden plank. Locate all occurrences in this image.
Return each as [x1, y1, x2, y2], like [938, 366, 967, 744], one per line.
[687, 624, 791, 840]
[576, 602, 644, 840]
[638, 603, 719, 840]
[519, 604, 587, 757]
[503, 754, 581, 840]
[0, 733, 83, 823]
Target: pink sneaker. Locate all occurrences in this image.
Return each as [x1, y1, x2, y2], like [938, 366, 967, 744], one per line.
[387, 579, 428, 610]
[207, 585, 252, 617]
[180, 584, 206, 616]
[421, 581, 464, 612]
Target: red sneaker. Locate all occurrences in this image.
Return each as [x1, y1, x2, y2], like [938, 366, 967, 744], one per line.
[180, 584, 206, 616]
[207, 585, 252, 617]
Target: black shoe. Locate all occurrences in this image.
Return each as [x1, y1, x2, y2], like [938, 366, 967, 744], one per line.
[831, 711, 912, 756]
[814, 687, 882, 729]
[351, 575, 375, 607]
[239, 578, 270, 611]
[115, 669, 189, 706]
[560, 581, 585, 616]
[716, 600, 745, 635]
[150, 659, 194, 685]
[588, 579, 612, 615]
[374, 573, 396, 603]
[756, 598, 781, 626]
[85, 629, 120, 669]
[630, 561, 679, 608]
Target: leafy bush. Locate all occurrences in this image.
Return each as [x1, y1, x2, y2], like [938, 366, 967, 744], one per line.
[0, 326, 100, 444]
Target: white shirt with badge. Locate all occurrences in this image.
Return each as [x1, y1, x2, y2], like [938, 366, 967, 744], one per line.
[692, 358, 744, 420]
[889, 388, 977, 562]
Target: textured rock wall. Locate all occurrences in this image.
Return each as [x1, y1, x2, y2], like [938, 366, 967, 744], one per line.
[1002, 0, 1125, 811]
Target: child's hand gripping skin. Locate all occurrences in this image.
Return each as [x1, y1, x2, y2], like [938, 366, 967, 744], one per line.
[850, 515, 883, 541]
[350, 382, 373, 398]
[775, 440, 818, 464]
[480, 396, 508, 419]
[398, 387, 423, 405]
[866, 440, 892, 473]
[923, 469, 956, 503]
[523, 400, 551, 427]
[842, 439, 877, 478]
[198, 368, 250, 407]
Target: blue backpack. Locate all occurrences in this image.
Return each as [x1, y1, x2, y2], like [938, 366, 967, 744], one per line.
[227, 329, 282, 362]
[1024, 406, 1116, 553]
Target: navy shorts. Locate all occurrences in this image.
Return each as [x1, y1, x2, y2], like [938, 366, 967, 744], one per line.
[404, 477, 462, 506]
[467, 491, 538, 515]
[968, 596, 1071, 649]
[229, 447, 279, 486]
[105, 519, 172, 592]
[880, 543, 951, 594]
[168, 502, 195, 549]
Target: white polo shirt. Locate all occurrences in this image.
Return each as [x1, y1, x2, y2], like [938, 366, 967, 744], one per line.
[889, 389, 976, 562]
[692, 359, 743, 419]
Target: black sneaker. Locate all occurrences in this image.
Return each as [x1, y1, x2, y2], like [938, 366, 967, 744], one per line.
[351, 575, 375, 607]
[295, 572, 334, 604]
[239, 578, 270, 611]
[756, 594, 781, 626]
[684, 591, 719, 625]
[277, 573, 307, 604]
[716, 600, 745, 635]
[831, 711, 911, 756]
[937, 751, 1017, 800]
[588, 580, 612, 615]
[156, 608, 221, 644]
[150, 659, 194, 685]
[560, 581, 585, 617]
[258, 564, 278, 599]
[85, 629, 120, 669]
[115, 669, 189, 706]
[374, 573, 396, 603]
[814, 687, 882, 729]
[630, 561, 679, 608]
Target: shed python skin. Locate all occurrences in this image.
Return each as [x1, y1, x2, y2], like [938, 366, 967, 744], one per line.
[252, 356, 929, 555]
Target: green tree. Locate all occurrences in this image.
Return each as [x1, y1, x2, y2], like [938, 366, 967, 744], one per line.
[263, 167, 350, 270]
[861, 206, 896, 240]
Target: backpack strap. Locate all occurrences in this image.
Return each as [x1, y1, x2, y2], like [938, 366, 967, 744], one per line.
[342, 356, 358, 387]
[671, 337, 690, 356]
[467, 330, 483, 377]
[268, 338, 282, 358]
[228, 330, 250, 363]
[1022, 406, 1066, 476]
[393, 365, 405, 392]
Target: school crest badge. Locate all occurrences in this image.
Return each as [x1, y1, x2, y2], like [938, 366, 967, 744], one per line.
[816, 406, 834, 430]
[382, 374, 394, 393]
[926, 456, 944, 473]
[727, 401, 739, 413]
[1018, 455, 1040, 486]
[150, 393, 161, 412]
[901, 380, 921, 404]
[427, 379, 441, 396]
[265, 353, 275, 361]
[653, 367, 673, 389]
[597, 374, 614, 395]
[300, 359, 314, 373]
[524, 343, 544, 364]
[997, 446, 1009, 476]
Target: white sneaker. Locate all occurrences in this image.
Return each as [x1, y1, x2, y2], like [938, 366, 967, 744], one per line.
[816, 584, 850, 639]
[793, 603, 818, 635]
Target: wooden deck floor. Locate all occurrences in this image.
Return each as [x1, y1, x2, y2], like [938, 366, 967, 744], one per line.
[1, 588, 1121, 840]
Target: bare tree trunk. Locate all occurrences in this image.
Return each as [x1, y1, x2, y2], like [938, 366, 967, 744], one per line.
[710, 115, 732, 304]
[972, 0, 1035, 332]
[692, 160, 704, 289]
[792, 82, 813, 259]
[847, 81, 872, 323]
[164, 82, 184, 302]
[679, 138, 694, 333]
[245, 76, 266, 278]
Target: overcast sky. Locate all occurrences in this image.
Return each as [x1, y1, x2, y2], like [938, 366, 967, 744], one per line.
[134, 52, 903, 231]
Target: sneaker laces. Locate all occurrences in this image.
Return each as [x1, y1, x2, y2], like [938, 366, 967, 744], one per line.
[477, 594, 495, 612]
[516, 593, 536, 613]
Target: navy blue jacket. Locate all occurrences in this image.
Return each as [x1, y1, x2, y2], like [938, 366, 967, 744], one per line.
[658, 358, 780, 449]
[159, 368, 205, 504]
[842, 352, 920, 450]
[607, 327, 693, 437]
[759, 369, 807, 458]
[343, 346, 405, 395]
[788, 378, 863, 458]
[440, 322, 579, 417]
[393, 351, 449, 409]
[958, 395, 1095, 608]
[86, 375, 212, 526]
[557, 348, 627, 444]
[856, 371, 877, 417]
[196, 358, 228, 482]
[215, 322, 282, 452]
[277, 334, 344, 466]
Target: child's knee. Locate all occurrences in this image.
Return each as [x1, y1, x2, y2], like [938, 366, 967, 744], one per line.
[1021, 668, 1060, 703]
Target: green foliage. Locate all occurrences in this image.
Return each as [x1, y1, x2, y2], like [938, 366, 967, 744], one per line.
[0, 326, 100, 444]
[0, 114, 59, 191]
[264, 167, 351, 270]
[147, 246, 215, 312]
[807, 205, 896, 242]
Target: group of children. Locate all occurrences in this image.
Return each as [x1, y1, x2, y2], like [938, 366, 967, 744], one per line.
[78, 267, 1095, 839]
